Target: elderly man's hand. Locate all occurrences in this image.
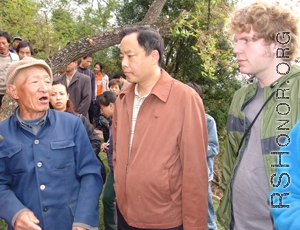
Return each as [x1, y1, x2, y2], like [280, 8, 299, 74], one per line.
[14, 210, 41, 230]
[72, 227, 87, 230]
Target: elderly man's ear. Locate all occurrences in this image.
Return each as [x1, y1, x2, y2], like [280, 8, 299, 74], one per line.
[7, 84, 19, 100]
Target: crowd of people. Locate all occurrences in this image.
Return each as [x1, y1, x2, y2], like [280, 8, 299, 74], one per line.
[0, 1, 300, 230]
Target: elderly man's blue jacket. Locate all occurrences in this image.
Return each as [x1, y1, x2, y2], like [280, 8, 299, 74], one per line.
[0, 109, 103, 229]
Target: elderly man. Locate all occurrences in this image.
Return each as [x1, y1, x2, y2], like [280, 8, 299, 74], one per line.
[0, 31, 19, 108]
[113, 26, 208, 229]
[0, 57, 102, 230]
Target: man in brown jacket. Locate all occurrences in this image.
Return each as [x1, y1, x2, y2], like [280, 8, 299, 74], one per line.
[113, 26, 208, 230]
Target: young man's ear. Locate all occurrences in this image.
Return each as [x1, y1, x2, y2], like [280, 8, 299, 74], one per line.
[7, 84, 19, 100]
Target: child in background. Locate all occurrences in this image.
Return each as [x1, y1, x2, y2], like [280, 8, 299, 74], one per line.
[109, 79, 122, 96]
[98, 91, 117, 230]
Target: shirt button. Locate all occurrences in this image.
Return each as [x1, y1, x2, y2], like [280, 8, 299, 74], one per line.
[34, 140, 39, 144]
[37, 162, 43, 168]
[40, 185, 46, 190]
[43, 207, 49, 212]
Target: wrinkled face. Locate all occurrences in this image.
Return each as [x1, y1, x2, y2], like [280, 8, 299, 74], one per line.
[109, 85, 120, 95]
[120, 33, 155, 84]
[0, 36, 9, 55]
[18, 46, 32, 60]
[81, 57, 93, 68]
[100, 102, 114, 119]
[50, 84, 69, 112]
[94, 64, 101, 74]
[233, 29, 276, 78]
[7, 66, 52, 119]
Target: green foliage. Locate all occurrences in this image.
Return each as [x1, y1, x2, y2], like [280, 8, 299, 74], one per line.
[167, 0, 241, 133]
[0, 0, 40, 41]
[92, 46, 123, 77]
[116, 0, 151, 24]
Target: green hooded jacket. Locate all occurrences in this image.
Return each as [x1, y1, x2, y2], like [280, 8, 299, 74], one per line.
[216, 64, 300, 229]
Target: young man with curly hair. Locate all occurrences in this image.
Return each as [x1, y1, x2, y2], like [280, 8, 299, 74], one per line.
[217, 2, 300, 229]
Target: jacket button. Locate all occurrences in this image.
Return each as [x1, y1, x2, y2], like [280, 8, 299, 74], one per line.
[37, 162, 43, 167]
[43, 207, 49, 212]
[34, 140, 39, 144]
[40, 185, 46, 190]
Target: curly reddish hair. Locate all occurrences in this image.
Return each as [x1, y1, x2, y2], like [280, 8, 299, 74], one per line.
[227, 1, 300, 61]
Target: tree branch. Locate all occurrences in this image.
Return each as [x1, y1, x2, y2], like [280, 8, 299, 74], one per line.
[47, 0, 168, 74]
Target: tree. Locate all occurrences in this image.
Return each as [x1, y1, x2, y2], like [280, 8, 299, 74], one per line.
[0, 0, 171, 119]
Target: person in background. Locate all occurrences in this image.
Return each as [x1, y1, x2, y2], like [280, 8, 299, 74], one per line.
[108, 79, 121, 96]
[216, 2, 300, 229]
[0, 57, 102, 230]
[113, 25, 208, 229]
[187, 82, 219, 230]
[8, 36, 22, 53]
[94, 62, 109, 130]
[16, 40, 34, 60]
[77, 54, 96, 124]
[58, 60, 91, 118]
[98, 91, 117, 230]
[53, 67, 67, 82]
[50, 81, 106, 184]
[98, 79, 121, 142]
[99, 78, 120, 142]
[111, 72, 130, 91]
[0, 31, 19, 108]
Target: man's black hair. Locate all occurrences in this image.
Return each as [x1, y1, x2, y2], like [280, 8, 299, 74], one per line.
[120, 26, 164, 66]
[16, 40, 34, 55]
[0, 31, 11, 43]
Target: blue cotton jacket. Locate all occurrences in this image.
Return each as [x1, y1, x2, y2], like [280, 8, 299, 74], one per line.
[0, 109, 103, 230]
[206, 114, 219, 182]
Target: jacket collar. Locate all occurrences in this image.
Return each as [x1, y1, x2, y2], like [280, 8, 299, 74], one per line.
[13, 108, 55, 131]
[119, 68, 173, 103]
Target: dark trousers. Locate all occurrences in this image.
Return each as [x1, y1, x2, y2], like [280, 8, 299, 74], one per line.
[103, 170, 117, 230]
[103, 126, 110, 143]
[93, 102, 101, 130]
[88, 101, 94, 124]
[117, 205, 183, 230]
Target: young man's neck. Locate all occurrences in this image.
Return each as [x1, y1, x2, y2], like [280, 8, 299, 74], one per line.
[257, 60, 290, 88]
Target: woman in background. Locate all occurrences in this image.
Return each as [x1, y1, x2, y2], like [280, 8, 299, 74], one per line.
[50, 81, 106, 183]
[94, 62, 109, 130]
